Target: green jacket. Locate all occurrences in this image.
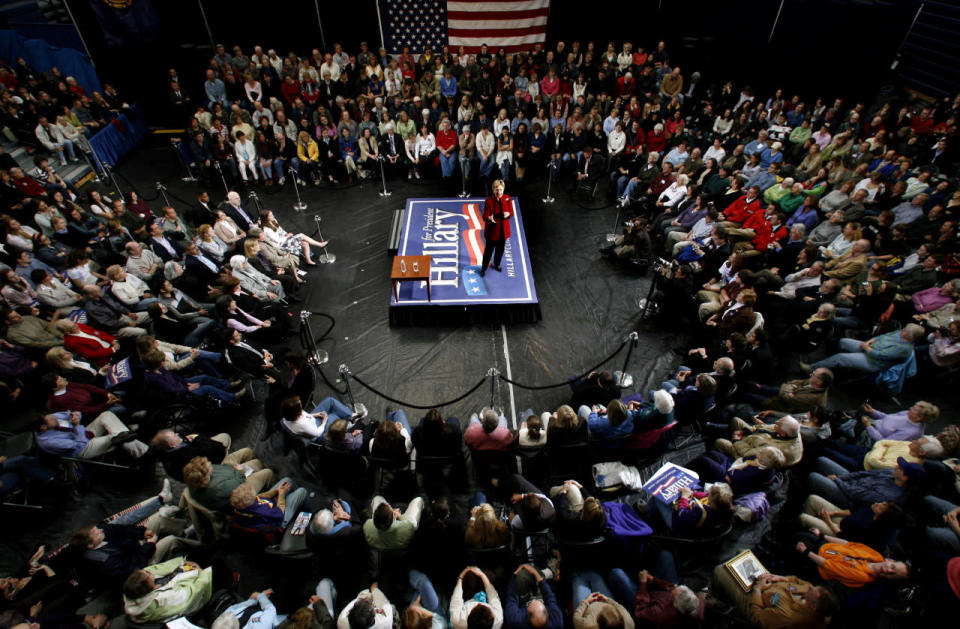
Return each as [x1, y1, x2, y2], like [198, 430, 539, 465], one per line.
[7, 316, 63, 349]
[778, 192, 804, 215]
[191, 464, 245, 511]
[123, 557, 213, 623]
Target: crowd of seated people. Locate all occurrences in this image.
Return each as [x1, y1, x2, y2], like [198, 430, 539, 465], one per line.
[1, 37, 960, 629]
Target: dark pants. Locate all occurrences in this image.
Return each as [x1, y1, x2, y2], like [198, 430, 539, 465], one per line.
[481, 237, 506, 270]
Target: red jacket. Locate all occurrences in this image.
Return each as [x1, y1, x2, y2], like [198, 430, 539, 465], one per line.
[646, 131, 666, 155]
[12, 175, 45, 197]
[280, 80, 301, 104]
[483, 194, 513, 241]
[723, 195, 763, 224]
[64, 324, 116, 365]
[752, 218, 788, 251]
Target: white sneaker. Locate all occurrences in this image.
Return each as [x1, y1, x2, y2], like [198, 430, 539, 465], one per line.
[408, 172, 412, 179]
[159, 478, 174, 505]
[278, 176, 285, 186]
[637, 297, 648, 310]
[414, 171, 420, 179]
[352, 402, 368, 420]
[296, 269, 307, 277]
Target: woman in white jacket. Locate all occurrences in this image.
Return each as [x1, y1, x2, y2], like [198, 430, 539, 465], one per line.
[656, 174, 690, 210]
[234, 132, 259, 184]
[261, 210, 327, 266]
[607, 121, 626, 157]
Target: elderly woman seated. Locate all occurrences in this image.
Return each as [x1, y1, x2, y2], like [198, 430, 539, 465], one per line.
[689, 446, 785, 495]
[229, 477, 308, 531]
[644, 482, 735, 536]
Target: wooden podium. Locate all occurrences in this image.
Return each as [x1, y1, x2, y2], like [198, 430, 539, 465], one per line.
[391, 255, 432, 302]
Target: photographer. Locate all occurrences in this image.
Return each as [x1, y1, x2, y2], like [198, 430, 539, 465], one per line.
[640, 260, 695, 322]
[599, 216, 652, 262]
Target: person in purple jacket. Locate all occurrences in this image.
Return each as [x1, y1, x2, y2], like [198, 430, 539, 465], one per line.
[860, 400, 939, 444]
[142, 350, 245, 403]
[645, 482, 734, 535]
[229, 478, 307, 530]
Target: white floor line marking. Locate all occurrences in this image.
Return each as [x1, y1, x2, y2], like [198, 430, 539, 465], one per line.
[501, 323, 518, 430]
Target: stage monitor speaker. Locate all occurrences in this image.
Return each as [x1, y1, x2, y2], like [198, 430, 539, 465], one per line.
[387, 209, 404, 256]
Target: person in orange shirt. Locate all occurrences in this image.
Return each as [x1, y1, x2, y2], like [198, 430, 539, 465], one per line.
[796, 535, 909, 588]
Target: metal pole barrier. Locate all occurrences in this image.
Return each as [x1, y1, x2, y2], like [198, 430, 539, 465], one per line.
[103, 163, 124, 200]
[338, 364, 357, 410]
[458, 158, 469, 198]
[486, 367, 499, 409]
[156, 182, 172, 208]
[248, 191, 264, 218]
[314, 214, 336, 264]
[300, 311, 329, 366]
[291, 167, 308, 212]
[378, 155, 391, 197]
[214, 162, 229, 195]
[614, 331, 640, 388]
[171, 140, 198, 182]
[542, 157, 556, 203]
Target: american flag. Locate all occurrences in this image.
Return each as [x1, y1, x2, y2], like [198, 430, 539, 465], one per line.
[377, 0, 550, 55]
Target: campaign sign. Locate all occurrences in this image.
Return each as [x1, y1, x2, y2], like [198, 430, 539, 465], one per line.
[641, 462, 702, 504]
[393, 198, 539, 306]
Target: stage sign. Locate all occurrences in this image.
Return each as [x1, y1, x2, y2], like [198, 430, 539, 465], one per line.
[393, 197, 538, 306]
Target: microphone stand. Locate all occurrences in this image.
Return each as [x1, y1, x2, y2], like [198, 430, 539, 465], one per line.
[290, 167, 308, 212]
[542, 157, 556, 203]
[377, 154, 391, 197]
[606, 204, 624, 243]
[213, 161, 229, 195]
[313, 213, 335, 264]
[338, 364, 357, 410]
[457, 156, 469, 198]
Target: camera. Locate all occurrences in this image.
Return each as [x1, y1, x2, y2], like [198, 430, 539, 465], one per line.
[653, 257, 678, 276]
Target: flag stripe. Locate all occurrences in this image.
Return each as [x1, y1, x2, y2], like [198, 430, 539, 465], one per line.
[448, 0, 548, 8]
[447, 0, 550, 11]
[447, 9, 548, 20]
[449, 34, 545, 46]
[449, 24, 547, 37]
[447, 17, 547, 28]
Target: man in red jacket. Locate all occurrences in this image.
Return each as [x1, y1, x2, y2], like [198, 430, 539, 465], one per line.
[479, 179, 513, 277]
[56, 318, 118, 365]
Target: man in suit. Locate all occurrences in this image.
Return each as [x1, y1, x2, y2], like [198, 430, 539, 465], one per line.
[183, 242, 222, 287]
[225, 328, 280, 382]
[190, 191, 216, 228]
[151, 429, 229, 482]
[149, 223, 182, 262]
[575, 150, 605, 191]
[379, 124, 405, 177]
[223, 190, 256, 231]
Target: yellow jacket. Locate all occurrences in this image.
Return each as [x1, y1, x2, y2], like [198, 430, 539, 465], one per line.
[298, 140, 319, 162]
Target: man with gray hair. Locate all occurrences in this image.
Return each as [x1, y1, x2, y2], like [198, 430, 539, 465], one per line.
[715, 415, 804, 467]
[503, 564, 562, 629]
[306, 499, 362, 555]
[806, 323, 925, 375]
[606, 552, 705, 624]
[464, 407, 514, 451]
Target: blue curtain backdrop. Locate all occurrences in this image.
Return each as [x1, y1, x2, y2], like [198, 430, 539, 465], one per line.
[88, 105, 147, 167]
[0, 29, 101, 94]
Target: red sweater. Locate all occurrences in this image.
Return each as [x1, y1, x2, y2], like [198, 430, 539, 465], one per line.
[48, 382, 113, 419]
[63, 324, 116, 365]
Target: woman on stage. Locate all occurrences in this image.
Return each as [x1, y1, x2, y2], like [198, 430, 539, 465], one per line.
[479, 179, 513, 277]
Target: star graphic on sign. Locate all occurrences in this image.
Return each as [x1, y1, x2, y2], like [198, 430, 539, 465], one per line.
[468, 277, 478, 284]
[470, 287, 480, 294]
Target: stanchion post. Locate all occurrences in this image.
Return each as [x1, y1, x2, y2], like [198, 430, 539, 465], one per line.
[214, 162, 229, 196]
[291, 167, 308, 212]
[314, 214, 336, 264]
[614, 331, 639, 389]
[300, 311, 329, 366]
[172, 139, 198, 182]
[103, 163, 124, 200]
[542, 157, 556, 204]
[156, 182, 172, 207]
[338, 363, 357, 410]
[378, 155, 392, 197]
[248, 190, 264, 221]
[486, 367, 500, 409]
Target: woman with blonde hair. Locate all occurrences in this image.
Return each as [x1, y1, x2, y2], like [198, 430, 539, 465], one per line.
[464, 502, 509, 548]
[45, 346, 102, 384]
[195, 224, 228, 263]
[230, 477, 307, 530]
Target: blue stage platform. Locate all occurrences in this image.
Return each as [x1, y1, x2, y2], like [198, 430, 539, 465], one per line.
[389, 197, 541, 325]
